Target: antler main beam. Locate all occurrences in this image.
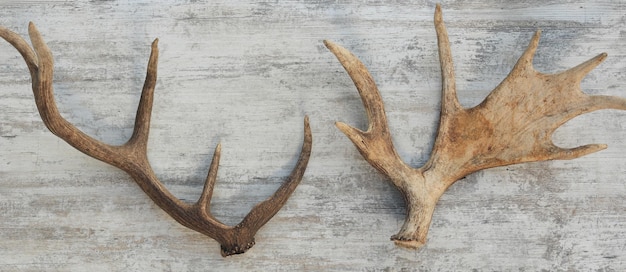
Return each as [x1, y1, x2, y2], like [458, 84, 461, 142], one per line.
[0, 23, 312, 257]
[326, 4, 626, 249]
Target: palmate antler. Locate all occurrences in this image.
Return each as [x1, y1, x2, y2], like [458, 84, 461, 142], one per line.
[0, 23, 312, 256]
[325, 4, 626, 249]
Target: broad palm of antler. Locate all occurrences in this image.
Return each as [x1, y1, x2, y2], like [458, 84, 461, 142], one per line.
[0, 23, 312, 256]
[325, 4, 626, 249]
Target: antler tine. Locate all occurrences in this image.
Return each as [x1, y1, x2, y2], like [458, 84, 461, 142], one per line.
[563, 52, 608, 82]
[209, 116, 311, 257]
[434, 4, 461, 114]
[512, 30, 541, 73]
[241, 116, 312, 231]
[19, 23, 125, 167]
[542, 54, 626, 132]
[324, 40, 415, 184]
[1, 23, 312, 257]
[542, 53, 626, 161]
[197, 143, 222, 210]
[546, 143, 608, 161]
[28, 22, 60, 126]
[323, 40, 389, 135]
[426, 4, 464, 172]
[127, 38, 159, 152]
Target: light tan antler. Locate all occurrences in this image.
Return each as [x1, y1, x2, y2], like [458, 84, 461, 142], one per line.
[0, 23, 312, 257]
[325, 4, 626, 249]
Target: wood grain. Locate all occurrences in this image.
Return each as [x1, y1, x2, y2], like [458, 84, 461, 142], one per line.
[0, 0, 624, 271]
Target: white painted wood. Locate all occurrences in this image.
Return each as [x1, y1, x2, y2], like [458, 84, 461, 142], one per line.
[0, 0, 624, 270]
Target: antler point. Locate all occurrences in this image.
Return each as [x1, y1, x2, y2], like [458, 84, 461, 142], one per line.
[215, 142, 222, 153]
[323, 39, 336, 50]
[335, 121, 348, 130]
[27, 22, 38, 34]
[552, 143, 608, 160]
[435, 4, 442, 19]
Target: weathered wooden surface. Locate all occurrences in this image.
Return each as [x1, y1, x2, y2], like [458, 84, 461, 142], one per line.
[0, 0, 624, 271]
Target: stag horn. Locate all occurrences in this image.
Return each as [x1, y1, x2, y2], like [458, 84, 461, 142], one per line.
[0, 22, 312, 257]
[325, 4, 626, 249]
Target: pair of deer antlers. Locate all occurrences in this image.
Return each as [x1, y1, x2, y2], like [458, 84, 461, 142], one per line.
[1, 5, 624, 256]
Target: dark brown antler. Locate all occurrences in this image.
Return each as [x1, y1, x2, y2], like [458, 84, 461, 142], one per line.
[325, 4, 626, 249]
[0, 23, 312, 257]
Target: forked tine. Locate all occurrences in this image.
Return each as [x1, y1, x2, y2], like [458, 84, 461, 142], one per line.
[323, 40, 389, 135]
[324, 39, 414, 185]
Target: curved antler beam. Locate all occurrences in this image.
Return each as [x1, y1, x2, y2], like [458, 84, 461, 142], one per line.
[327, 4, 626, 249]
[0, 23, 312, 257]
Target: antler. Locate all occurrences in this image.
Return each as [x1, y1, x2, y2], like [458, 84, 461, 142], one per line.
[0, 23, 312, 257]
[325, 4, 626, 249]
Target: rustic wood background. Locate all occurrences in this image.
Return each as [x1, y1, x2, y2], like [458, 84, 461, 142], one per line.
[0, 0, 624, 271]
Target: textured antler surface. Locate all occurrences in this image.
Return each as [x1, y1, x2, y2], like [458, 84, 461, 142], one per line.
[0, 23, 312, 257]
[326, 4, 626, 249]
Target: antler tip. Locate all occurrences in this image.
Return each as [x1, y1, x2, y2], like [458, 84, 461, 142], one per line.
[323, 39, 350, 60]
[302, 115, 312, 153]
[570, 143, 608, 158]
[435, 4, 442, 20]
[27, 22, 38, 34]
[530, 30, 541, 48]
[593, 52, 609, 67]
[215, 142, 222, 153]
[304, 115, 310, 125]
[334, 121, 347, 130]
[323, 39, 335, 50]
[303, 115, 312, 138]
[323, 40, 348, 57]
